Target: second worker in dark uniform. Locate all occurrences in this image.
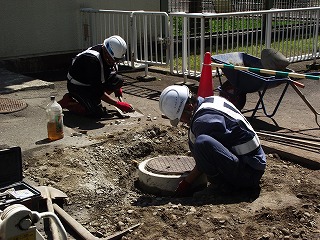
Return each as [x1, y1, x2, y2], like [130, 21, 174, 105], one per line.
[59, 35, 133, 118]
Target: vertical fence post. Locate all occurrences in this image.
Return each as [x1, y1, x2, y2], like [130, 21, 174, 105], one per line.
[312, 10, 320, 63]
[169, 14, 174, 74]
[130, 12, 135, 68]
[80, 8, 95, 48]
[200, 15, 205, 67]
[143, 14, 149, 76]
[265, 12, 272, 49]
[182, 16, 188, 83]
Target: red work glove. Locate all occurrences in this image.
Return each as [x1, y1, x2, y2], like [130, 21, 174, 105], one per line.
[115, 101, 134, 112]
[114, 88, 123, 98]
[173, 179, 192, 197]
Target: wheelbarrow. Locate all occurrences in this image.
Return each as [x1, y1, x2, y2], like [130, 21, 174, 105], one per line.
[211, 52, 320, 127]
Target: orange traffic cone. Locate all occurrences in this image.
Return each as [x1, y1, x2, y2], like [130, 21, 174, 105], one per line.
[197, 52, 214, 98]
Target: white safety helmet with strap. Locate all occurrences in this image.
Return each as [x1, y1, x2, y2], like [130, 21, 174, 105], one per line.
[103, 35, 127, 62]
[159, 85, 190, 126]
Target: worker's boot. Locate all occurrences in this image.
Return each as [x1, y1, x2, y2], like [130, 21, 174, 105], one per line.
[58, 93, 76, 108]
[58, 93, 87, 115]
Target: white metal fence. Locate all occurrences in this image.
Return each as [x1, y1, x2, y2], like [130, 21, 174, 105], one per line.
[169, 0, 320, 13]
[80, 8, 169, 70]
[171, 7, 320, 77]
[80, 8, 133, 65]
[80, 7, 320, 79]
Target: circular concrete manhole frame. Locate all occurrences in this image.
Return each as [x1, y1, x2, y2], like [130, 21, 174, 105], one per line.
[138, 155, 207, 196]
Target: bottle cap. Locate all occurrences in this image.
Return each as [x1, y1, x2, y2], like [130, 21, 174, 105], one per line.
[50, 96, 55, 101]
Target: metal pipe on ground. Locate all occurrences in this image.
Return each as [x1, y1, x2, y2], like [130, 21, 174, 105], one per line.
[258, 130, 320, 143]
[53, 203, 98, 240]
[36, 186, 68, 240]
[257, 131, 320, 148]
[53, 203, 140, 240]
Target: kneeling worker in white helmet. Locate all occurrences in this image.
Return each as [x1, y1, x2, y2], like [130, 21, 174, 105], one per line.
[159, 85, 266, 197]
[59, 35, 134, 118]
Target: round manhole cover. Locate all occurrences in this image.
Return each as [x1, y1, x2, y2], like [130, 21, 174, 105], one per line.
[145, 155, 195, 175]
[0, 98, 28, 114]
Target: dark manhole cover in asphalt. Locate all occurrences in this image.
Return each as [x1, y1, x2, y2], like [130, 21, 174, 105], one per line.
[0, 98, 28, 114]
[145, 155, 195, 175]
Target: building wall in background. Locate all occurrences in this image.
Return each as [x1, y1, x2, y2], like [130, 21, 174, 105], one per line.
[0, 0, 161, 60]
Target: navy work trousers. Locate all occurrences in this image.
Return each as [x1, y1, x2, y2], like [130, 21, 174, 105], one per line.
[193, 134, 263, 189]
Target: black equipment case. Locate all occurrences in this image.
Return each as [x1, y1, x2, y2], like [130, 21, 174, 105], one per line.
[0, 146, 41, 210]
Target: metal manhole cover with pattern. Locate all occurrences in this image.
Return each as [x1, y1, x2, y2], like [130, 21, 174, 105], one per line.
[145, 155, 195, 175]
[0, 98, 28, 114]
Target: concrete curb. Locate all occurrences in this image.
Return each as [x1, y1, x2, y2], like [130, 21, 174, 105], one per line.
[261, 140, 320, 170]
[0, 79, 55, 94]
[0, 68, 54, 94]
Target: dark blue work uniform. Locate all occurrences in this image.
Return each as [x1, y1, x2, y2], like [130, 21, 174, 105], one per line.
[189, 96, 266, 189]
[67, 44, 123, 117]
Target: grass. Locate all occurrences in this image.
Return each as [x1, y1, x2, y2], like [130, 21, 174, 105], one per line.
[167, 13, 320, 73]
[170, 37, 320, 73]
[172, 16, 303, 36]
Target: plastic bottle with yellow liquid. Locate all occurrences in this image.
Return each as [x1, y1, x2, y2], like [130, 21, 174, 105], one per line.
[46, 96, 64, 140]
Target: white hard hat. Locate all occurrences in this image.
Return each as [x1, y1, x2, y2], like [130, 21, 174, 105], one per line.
[103, 35, 127, 61]
[159, 85, 190, 126]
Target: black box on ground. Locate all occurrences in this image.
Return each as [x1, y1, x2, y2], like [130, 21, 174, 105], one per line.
[0, 146, 41, 210]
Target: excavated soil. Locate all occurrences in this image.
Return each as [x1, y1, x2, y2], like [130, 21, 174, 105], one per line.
[23, 124, 320, 240]
[2, 59, 319, 239]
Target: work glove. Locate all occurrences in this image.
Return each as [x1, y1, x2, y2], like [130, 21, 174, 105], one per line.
[115, 101, 134, 112]
[114, 88, 123, 98]
[173, 178, 192, 197]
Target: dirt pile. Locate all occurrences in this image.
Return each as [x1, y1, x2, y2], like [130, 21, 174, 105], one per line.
[23, 124, 320, 240]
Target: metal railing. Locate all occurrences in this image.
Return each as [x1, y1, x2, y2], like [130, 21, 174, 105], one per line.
[169, 0, 320, 13]
[170, 7, 320, 77]
[80, 8, 169, 73]
[131, 12, 169, 65]
[80, 8, 133, 67]
[80, 7, 320, 79]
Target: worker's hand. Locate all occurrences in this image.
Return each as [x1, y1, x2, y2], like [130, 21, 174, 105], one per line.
[114, 88, 123, 98]
[115, 101, 134, 112]
[173, 178, 192, 197]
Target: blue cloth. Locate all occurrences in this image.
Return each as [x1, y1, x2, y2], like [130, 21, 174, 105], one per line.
[189, 97, 266, 188]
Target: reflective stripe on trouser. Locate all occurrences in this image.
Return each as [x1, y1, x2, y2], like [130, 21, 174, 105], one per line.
[192, 134, 263, 189]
